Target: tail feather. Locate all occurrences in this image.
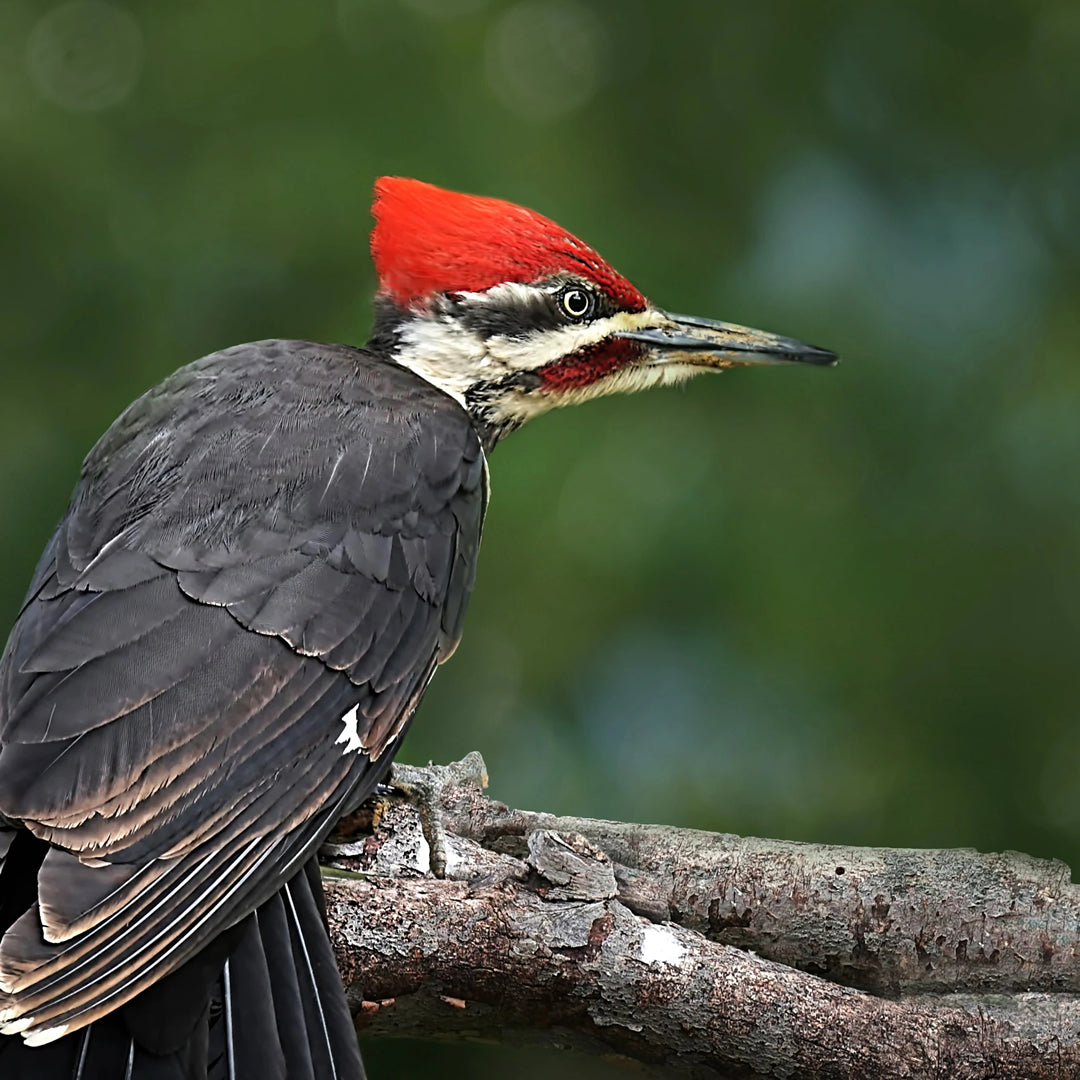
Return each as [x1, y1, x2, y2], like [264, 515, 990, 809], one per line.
[284, 886, 335, 1074]
[224, 909, 287, 1080]
[0, 859, 365, 1079]
[284, 864, 361, 1080]
[253, 889, 318, 1080]
[216, 958, 234, 1080]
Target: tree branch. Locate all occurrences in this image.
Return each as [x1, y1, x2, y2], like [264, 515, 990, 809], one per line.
[320, 754, 1080, 1078]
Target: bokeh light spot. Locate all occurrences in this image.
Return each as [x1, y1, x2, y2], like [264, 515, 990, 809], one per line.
[485, 1, 608, 121]
[26, 1, 143, 113]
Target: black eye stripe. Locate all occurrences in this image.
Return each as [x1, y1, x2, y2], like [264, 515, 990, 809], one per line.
[446, 281, 613, 340]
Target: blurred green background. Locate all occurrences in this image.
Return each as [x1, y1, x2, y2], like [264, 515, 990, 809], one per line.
[1, 0, 1079, 1074]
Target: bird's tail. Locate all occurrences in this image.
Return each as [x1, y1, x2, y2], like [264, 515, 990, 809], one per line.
[0, 858, 365, 1080]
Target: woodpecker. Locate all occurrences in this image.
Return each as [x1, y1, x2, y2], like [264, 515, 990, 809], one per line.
[0, 177, 835, 1078]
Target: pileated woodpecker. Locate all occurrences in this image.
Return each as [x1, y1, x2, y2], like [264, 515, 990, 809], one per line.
[0, 178, 835, 1077]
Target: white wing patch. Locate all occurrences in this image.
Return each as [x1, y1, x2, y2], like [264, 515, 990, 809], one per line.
[336, 705, 364, 755]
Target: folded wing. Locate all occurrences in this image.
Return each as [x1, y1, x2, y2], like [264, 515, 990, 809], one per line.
[0, 341, 486, 1042]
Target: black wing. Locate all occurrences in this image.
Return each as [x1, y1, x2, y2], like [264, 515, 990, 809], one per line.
[0, 340, 486, 1042]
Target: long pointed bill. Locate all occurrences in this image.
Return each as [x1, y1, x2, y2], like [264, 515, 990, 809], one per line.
[621, 310, 838, 369]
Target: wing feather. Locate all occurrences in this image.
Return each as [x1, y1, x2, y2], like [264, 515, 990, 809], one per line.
[0, 342, 486, 1042]
[6, 603, 243, 744]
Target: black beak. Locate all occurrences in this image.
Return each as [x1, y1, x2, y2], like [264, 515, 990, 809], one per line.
[621, 310, 838, 369]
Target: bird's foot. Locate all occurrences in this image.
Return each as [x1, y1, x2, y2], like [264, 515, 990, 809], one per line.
[389, 752, 488, 878]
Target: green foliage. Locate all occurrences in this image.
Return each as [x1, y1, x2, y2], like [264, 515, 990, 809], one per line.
[1, 0, 1078, 1072]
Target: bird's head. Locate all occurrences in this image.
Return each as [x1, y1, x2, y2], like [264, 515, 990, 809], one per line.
[368, 177, 836, 446]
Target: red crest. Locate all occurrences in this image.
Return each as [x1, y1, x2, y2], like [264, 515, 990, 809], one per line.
[371, 177, 647, 312]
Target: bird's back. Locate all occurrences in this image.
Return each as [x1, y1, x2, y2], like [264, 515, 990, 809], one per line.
[0, 339, 487, 1076]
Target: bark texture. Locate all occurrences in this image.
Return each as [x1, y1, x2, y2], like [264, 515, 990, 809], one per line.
[320, 754, 1080, 1079]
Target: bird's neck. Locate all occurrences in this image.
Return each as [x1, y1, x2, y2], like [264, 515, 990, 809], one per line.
[366, 297, 539, 452]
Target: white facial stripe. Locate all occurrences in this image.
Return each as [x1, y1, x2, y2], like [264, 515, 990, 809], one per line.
[393, 318, 486, 407]
[486, 309, 658, 370]
[470, 281, 665, 370]
[454, 280, 542, 307]
[392, 281, 666, 409]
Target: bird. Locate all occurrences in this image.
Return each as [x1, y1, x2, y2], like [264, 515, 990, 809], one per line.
[0, 176, 836, 1078]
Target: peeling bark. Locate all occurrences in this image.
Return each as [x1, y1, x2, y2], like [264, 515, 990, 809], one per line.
[320, 754, 1080, 1079]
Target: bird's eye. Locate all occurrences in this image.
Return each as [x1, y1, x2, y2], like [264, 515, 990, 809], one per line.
[558, 287, 595, 321]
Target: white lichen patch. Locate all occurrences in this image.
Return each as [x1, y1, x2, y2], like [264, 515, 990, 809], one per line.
[413, 824, 432, 875]
[638, 924, 687, 968]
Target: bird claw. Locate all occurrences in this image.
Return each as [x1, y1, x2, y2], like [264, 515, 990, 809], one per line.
[389, 752, 487, 879]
